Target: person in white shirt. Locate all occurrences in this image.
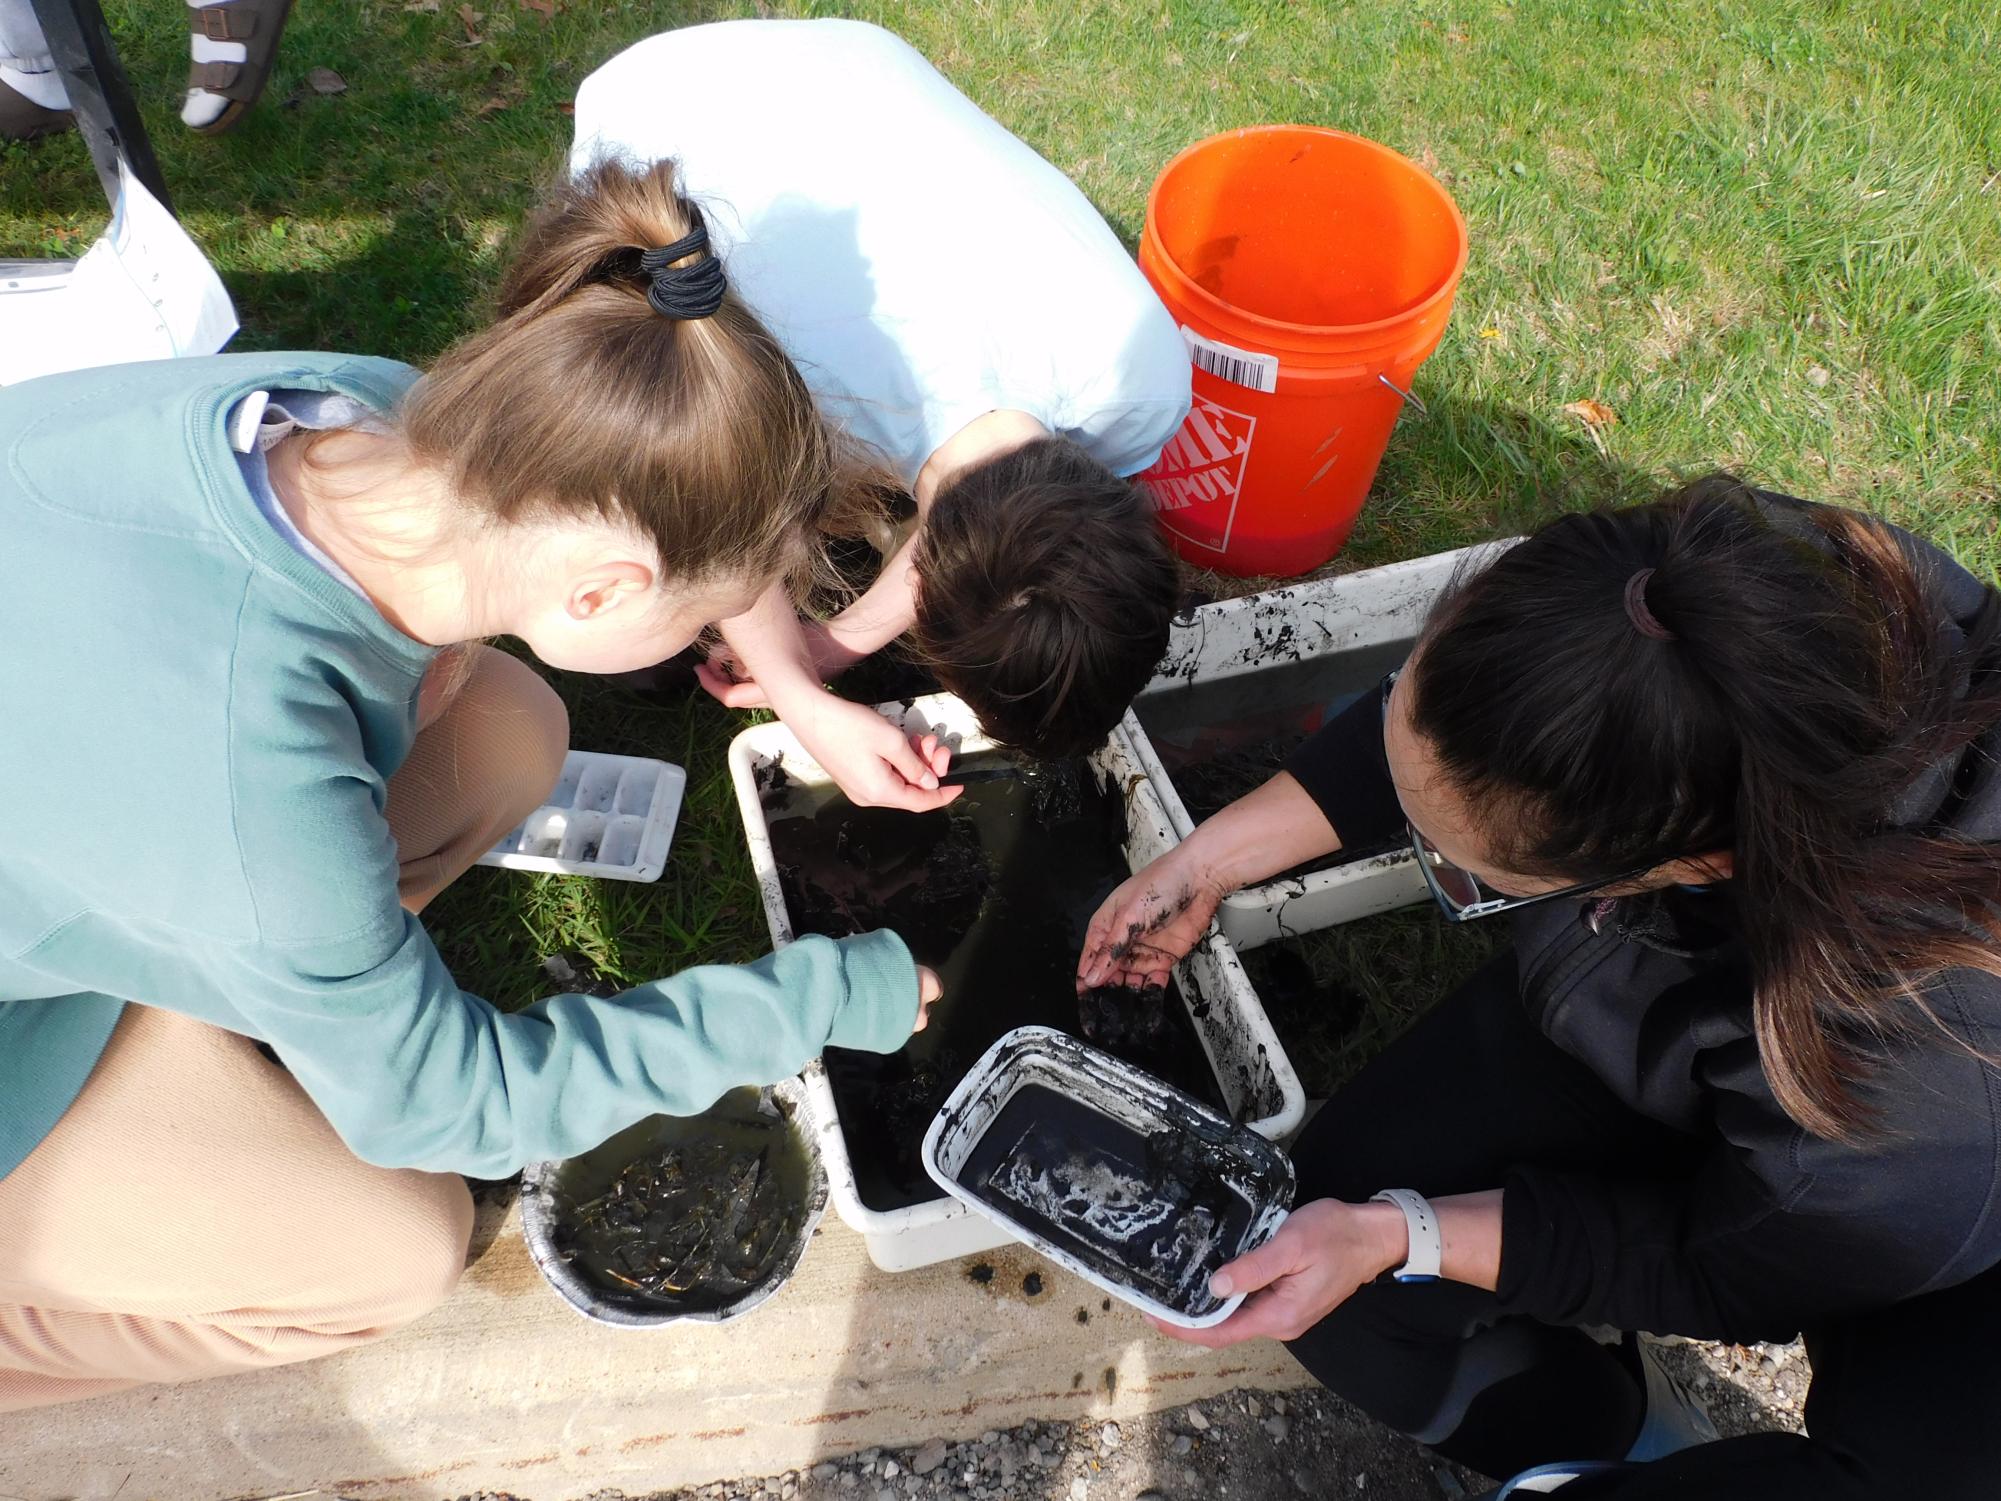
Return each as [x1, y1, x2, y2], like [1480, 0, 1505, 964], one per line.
[571, 18, 1192, 809]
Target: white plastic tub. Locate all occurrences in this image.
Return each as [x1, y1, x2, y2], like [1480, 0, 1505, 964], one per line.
[923, 1026, 1293, 1329]
[728, 692, 1305, 1273]
[480, 749, 686, 884]
[1127, 542, 1515, 949]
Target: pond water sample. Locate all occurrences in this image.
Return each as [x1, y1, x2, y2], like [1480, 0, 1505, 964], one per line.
[1135, 643, 1411, 867]
[550, 1088, 815, 1316]
[768, 758, 1224, 1214]
[957, 1082, 1255, 1320]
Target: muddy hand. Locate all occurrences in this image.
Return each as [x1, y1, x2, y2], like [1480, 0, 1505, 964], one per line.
[1077, 851, 1224, 991]
[912, 964, 943, 1034]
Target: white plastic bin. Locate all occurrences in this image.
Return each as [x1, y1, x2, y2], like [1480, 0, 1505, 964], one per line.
[922, 1026, 1294, 1329]
[728, 693, 1305, 1273]
[1126, 542, 1516, 950]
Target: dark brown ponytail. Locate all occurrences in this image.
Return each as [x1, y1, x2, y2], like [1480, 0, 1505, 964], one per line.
[1410, 474, 2001, 1139]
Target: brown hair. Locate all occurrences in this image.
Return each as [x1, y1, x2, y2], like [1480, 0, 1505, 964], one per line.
[912, 437, 1181, 757]
[397, 158, 882, 594]
[1410, 475, 2001, 1140]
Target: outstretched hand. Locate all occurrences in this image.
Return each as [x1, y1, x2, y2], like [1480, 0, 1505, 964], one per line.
[1076, 851, 1226, 991]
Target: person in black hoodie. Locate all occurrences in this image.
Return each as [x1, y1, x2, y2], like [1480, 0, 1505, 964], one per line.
[1078, 475, 2001, 1499]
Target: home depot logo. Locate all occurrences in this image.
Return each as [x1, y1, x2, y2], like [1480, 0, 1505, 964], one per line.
[1141, 394, 1256, 552]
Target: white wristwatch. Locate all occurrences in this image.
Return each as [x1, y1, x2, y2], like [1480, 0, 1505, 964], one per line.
[1370, 1188, 1443, 1283]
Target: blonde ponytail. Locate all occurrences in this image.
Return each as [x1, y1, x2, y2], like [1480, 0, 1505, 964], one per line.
[399, 158, 887, 596]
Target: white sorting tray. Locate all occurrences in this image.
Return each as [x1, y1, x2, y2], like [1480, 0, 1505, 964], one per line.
[923, 1026, 1294, 1329]
[729, 691, 1305, 1273]
[480, 749, 686, 884]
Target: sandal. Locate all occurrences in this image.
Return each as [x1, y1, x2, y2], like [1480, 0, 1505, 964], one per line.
[184, 0, 294, 136]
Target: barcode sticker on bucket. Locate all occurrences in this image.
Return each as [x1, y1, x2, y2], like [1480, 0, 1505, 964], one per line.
[1180, 325, 1279, 394]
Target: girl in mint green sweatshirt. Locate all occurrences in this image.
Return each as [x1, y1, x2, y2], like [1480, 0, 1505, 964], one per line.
[0, 158, 935, 1412]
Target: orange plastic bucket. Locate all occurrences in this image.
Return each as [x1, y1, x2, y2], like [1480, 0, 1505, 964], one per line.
[1137, 126, 1468, 576]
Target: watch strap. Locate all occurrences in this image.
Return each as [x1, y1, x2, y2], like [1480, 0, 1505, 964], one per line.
[1370, 1188, 1442, 1283]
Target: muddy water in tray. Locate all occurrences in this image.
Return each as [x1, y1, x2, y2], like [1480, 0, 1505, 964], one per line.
[551, 1088, 813, 1315]
[769, 759, 1223, 1213]
[1137, 646, 1410, 864]
[960, 1083, 1252, 1320]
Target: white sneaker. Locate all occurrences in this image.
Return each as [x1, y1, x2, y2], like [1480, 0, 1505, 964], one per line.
[1626, 1336, 1720, 1462]
[1484, 1461, 1630, 1497]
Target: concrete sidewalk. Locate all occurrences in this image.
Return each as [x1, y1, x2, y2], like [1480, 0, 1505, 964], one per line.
[0, 1193, 1310, 1500]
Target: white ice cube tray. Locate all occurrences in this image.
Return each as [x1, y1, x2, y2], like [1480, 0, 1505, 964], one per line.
[479, 750, 685, 883]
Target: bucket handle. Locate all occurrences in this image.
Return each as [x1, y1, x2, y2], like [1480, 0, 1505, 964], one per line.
[1379, 373, 1429, 417]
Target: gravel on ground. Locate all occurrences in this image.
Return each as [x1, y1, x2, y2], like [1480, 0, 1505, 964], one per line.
[442, 1335, 1805, 1501]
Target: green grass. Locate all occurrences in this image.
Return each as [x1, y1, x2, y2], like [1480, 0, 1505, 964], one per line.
[423, 678, 771, 1011]
[5, 1, 1996, 1041]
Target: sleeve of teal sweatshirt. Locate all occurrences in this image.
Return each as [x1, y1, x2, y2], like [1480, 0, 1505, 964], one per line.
[191, 922, 919, 1177]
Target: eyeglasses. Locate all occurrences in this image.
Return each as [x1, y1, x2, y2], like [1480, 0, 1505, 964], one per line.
[1380, 670, 1655, 923]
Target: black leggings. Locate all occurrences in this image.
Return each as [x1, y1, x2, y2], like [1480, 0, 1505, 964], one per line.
[1284, 954, 2001, 1498]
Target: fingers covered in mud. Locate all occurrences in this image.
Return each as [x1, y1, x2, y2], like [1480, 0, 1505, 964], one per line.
[1077, 879, 1202, 991]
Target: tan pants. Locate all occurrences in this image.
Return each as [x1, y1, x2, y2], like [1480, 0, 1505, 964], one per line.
[0, 645, 569, 1412]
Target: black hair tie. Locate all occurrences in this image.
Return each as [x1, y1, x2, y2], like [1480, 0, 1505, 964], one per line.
[639, 221, 726, 320]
